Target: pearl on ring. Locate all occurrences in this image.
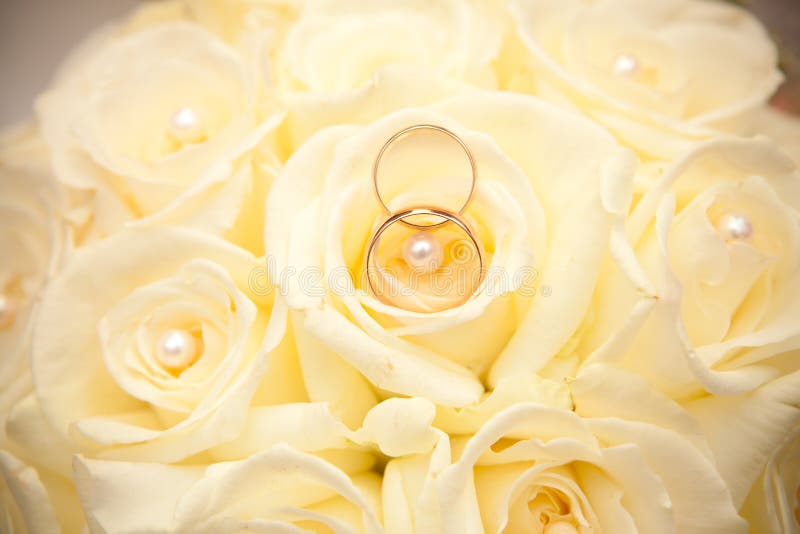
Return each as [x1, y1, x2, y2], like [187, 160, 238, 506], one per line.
[156, 329, 198, 371]
[613, 53, 640, 75]
[169, 107, 204, 142]
[0, 294, 17, 329]
[716, 213, 753, 241]
[403, 231, 444, 272]
[544, 521, 578, 534]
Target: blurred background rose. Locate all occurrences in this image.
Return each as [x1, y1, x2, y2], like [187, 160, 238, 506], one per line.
[0, 0, 798, 126]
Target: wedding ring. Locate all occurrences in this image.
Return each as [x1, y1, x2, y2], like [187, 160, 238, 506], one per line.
[372, 124, 477, 228]
[365, 207, 485, 310]
[365, 124, 484, 312]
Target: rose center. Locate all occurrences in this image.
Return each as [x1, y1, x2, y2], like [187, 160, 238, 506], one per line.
[522, 486, 580, 534]
[155, 328, 200, 372]
[544, 521, 578, 534]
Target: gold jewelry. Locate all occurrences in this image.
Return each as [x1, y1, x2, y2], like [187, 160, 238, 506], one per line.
[365, 125, 485, 312]
[372, 124, 477, 228]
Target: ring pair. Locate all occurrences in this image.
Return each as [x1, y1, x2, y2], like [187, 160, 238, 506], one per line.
[365, 125, 484, 312]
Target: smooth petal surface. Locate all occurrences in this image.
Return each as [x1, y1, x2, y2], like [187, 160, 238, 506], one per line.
[0, 124, 67, 419]
[431, 401, 745, 534]
[275, 0, 501, 149]
[75, 445, 383, 533]
[36, 22, 282, 244]
[686, 370, 800, 509]
[740, 422, 800, 534]
[585, 137, 800, 399]
[31, 227, 288, 462]
[506, 0, 782, 156]
[0, 451, 60, 534]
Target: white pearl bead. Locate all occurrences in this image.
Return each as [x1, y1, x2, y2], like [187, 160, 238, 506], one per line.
[403, 231, 444, 272]
[156, 329, 198, 371]
[717, 213, 753, 241]
[544, 521, 578, 534]
[613, 53, 640, 75]
[169, 107, 203, 142]
[0, 294, 16, 329]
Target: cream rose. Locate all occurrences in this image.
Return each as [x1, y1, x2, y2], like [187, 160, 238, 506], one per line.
[504, 0, 783, 157]
[753, 106, 800, 166]
[71, 397, 450, 532]
[411, 378, 744, 533]
[75, 445, 382, 533]
[0, 124, 67, 420]
[1, 394, 84, 533]
[265, 92, 634, 425]
[30, 227, 303, 463]
[178, 0, 503, 150]
[577, 137, 800, 399]
[184, 0, 301, 48]
[383, 365, 745, 533]
[0, 124, 73, 526]
[279, 0, 497, 93]
[571, 364, 800, 528]
[382, 374, 572, 533]
[274, 0, 502, 149]
[0, 450, 61, 533]
[565, 137, 800, 519]
[741, 423, 800, 533]
[37, 22, 282, 246]
[680, 368, 800, 518]
[5, 1, 796, 531]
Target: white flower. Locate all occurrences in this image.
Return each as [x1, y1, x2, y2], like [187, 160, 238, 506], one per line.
[5, 1, 797, 531]
[74, 445, 383, 533]
[505, 0, 783, 157]
[71, 397, 447, 532]
[274, 0, 502, 148]
[29, 227, 298, 462]
[684, 370, 800, 521]
[184, 0, 301, 47]
[279, 0, 497, 94]
[36, 22, 283, 245]
[569, 136, 800, 523]
[578, 137, 800, 399]
[265, 92, 634, 425]
[0, 124, 67, 420]
[752, 106, 800, 166]
[569, 364, 800, 529]
[391, 379, 745, 534]
[383, 374, 573, 533]
[741, 423, 800, 533]
[0, 450, 61, 533]
[1, 394, 85, 533]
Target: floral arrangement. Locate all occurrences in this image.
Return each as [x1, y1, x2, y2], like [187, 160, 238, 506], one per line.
[1, 0, 799, 532]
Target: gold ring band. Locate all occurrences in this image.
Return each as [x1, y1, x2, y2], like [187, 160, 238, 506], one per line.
[365, 207, 484, 308]
[372, 124, 477, 229]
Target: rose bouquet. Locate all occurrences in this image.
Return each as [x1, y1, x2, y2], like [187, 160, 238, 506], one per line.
[2, 0, 799, 532]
